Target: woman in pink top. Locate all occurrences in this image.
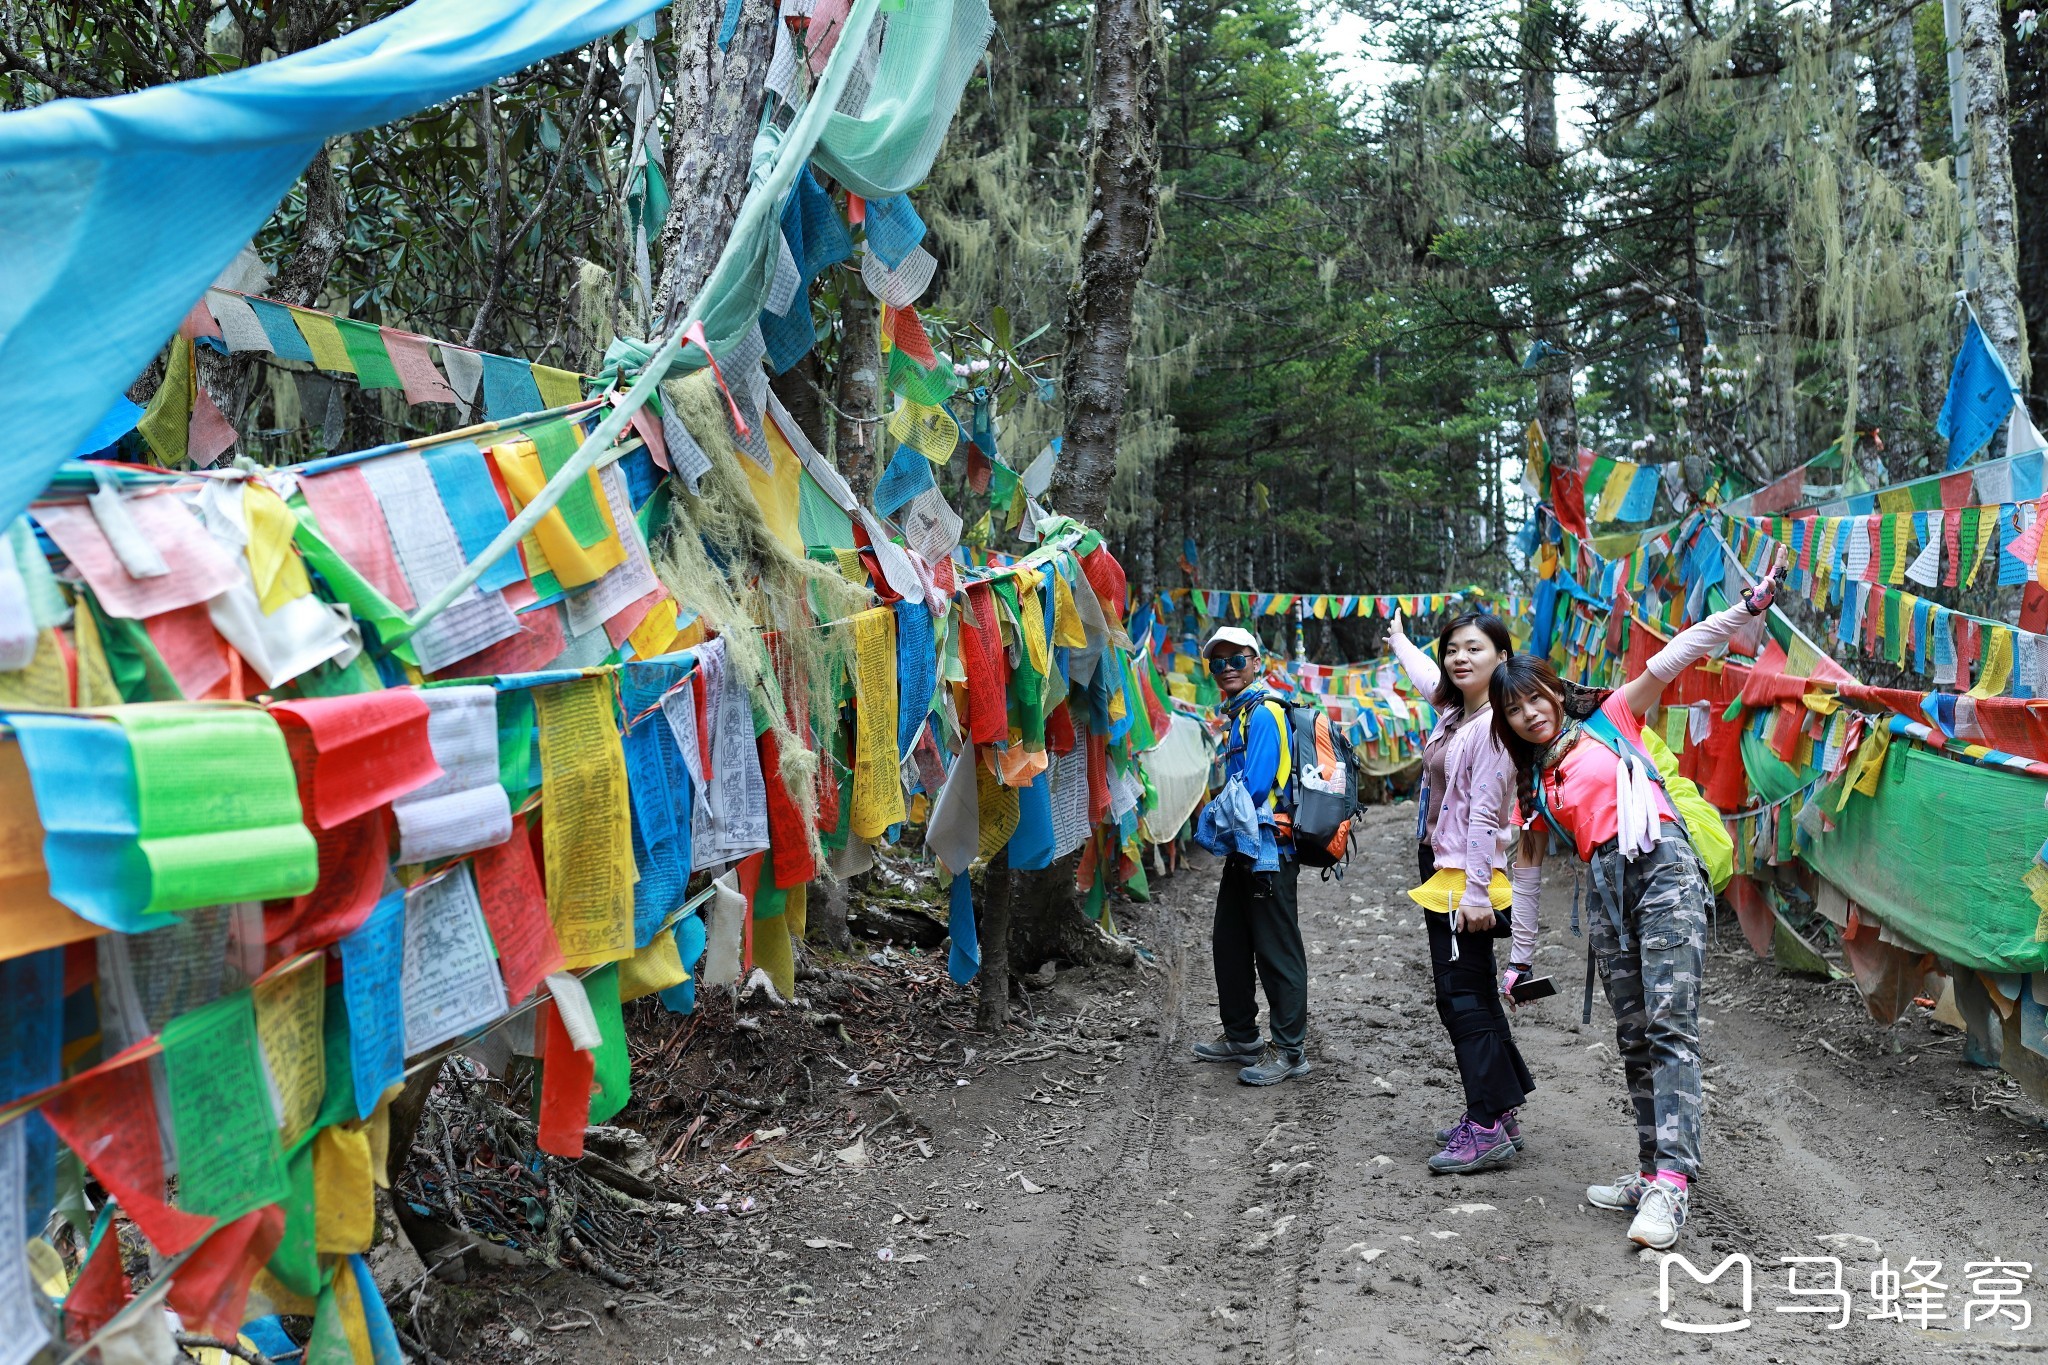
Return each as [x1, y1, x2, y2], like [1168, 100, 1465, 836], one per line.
[1388, 611, 1535, 1175]
[1488, 571, 1781, 1252]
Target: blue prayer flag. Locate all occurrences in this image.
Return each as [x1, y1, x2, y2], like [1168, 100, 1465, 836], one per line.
[1937, 316, 2017, 471]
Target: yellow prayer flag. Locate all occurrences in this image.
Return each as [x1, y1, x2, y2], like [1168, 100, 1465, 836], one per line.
[750, 417, 807, 557]
[291, 309, 356, 375]
[532, 365, 585, 409]
[252, 956, 325, 1147]
[312, 1125, 375, 1254]
[244, 482, 313, 613]
[617, 930, 689, 1001]
[0, 629, 71, 709]
[331, 1253, 376, 1365]
[0, 742, 103, 959]
[1971, 627, 2015, 698]
[1592, 462, 1635, 523]
[1016, 575, 1050, 680]
[492, 439, 627, 588]
[849, 607, 906, 839]
[1877, 488, 1913, 517]
[886, 401, 961, 465]
[1965, 514, 2000, 588]
[752, 912, 796, 1001]
[536, 677, 637, 968]
[976, 759, 1021, 859]
[1051, 570, 1088, 648]
[1838, 725, 1891, 810]
[71, 611, 121, 707]
[627, 596, 681, 659]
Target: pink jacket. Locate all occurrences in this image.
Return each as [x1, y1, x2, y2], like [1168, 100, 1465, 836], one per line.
[1392, 633, 1516, 913]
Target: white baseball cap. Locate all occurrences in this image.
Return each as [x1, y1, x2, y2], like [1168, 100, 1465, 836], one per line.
[1202, 626, 1261, 656]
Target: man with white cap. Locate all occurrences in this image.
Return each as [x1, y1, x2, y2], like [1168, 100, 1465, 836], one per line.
[1193, 626, 1311, 1085]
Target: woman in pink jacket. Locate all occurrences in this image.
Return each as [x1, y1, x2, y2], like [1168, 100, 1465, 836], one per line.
[1388, 611, 1537, 1174]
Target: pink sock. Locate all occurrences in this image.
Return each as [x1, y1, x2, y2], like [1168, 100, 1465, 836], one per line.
[1654, 1170, 1689, 1192]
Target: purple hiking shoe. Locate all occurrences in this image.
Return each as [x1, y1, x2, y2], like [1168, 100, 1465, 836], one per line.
[1427, 1117, 1517, 1174]
[1436, 1108, 1524, 1152]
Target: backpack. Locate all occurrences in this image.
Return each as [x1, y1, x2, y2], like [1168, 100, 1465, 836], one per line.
[1278, 701, 1360, 873]
[1535, 708, 1734, 892]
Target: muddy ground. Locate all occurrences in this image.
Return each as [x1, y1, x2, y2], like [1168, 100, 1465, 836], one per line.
[418, 803, 2048, 1363]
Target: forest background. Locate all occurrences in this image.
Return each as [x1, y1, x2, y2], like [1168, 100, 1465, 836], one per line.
[3, 0, 2041, 658]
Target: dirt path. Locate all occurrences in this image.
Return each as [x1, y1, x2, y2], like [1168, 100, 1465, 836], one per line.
[466, 803, 2048, 1363]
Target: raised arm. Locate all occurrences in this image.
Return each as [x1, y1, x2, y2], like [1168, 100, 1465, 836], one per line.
[1387, 613, 1442, 699]
[1617, 569, 1782, 719]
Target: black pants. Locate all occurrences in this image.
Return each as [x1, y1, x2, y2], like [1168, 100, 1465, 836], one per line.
[1213, 859, 1307, 1054]
[1417, 843, 1532, 1124]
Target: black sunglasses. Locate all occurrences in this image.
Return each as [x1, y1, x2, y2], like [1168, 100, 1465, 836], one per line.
[1207, 653, 1256, 675]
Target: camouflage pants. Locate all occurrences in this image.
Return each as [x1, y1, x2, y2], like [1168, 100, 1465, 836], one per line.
[1586, 836, 1710, 1179]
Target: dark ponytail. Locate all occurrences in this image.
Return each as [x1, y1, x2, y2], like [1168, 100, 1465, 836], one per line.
[1430, 611, 1515, 712]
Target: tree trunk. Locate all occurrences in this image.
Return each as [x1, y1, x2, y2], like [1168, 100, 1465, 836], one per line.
[1876, 14, 1930, 469]
[770, 350, 830, 454]
[833, 285, 881, 502]
[1048, 0, 1165, 530]
[1521, 0, 1577, 466]
[654, 0, 779, 317]
[1958, 0, 2026, 381]
[195, 140, 347, 453]
[974, 853, 1014, 1031]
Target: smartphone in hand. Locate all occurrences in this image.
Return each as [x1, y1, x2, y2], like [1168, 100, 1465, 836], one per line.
[1509, 974, 1558, 1004]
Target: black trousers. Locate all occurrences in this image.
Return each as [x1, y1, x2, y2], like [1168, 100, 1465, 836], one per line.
[1213, 859, 1307, 1053]
[1417, 843, 1533, 1123]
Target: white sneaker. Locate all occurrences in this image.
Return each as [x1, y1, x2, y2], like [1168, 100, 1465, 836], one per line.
[1586, 1171, 1652, 1212]
[1627, 1181, 1689, 1250]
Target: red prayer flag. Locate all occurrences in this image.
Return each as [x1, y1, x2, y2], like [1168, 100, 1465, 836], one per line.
[270, 690, 437, 830]
[39, 1048, 216, 1256]
[64, 1227, 130, 1343]
[533, 999, 594, 1158]
[164, 1205, 286, 1338]
[471, 825, 564, 1004]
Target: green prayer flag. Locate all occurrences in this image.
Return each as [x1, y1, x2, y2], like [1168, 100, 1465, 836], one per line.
[496, 690, 536, 809]
[527, 418, 610, 548]
[585, 965, 631, 1125]
[334, 319, 403, 391]
[305, 1278, 353, 1365]
[137, 335, 194, 466]
[290, 498, 421, 668]
[111, 705, 318, 913]
[160, 991, 291, 1222]
[267, 1143, 321, 1297]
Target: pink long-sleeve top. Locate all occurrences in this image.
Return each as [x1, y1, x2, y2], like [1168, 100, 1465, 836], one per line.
[1391, 632, 1516, 913]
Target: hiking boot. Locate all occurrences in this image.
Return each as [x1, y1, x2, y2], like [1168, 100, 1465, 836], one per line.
[1192, 1036, 1264, 1064]
[1627, 1181, 1689, 1250]
[1237, 1050, 1311, 1086]
[1426, 1117, 1516, 1174]
[1436, 1109, 1524, 1152]
[1586, 1171, 1654, 1212]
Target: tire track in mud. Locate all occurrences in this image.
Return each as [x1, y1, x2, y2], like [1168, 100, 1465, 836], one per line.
[1253, 1053, 1332, 1365]
[969, 896, 1188, 1365]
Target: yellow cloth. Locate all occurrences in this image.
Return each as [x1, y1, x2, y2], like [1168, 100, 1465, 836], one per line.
[1970, 626, 2014, 698]
[245, 482, 313, 613]
[1406, 867, 1511, 914]
[752, 911, 796, 1000]
[312, 1125, 375, 1254]
[492, 438, 626, 588]
[627, 597, 681, 659]
[291, 309, 355, 374]
[532, 365, 585, 409]
[749, 417, 806, 557]
[617, 929, 689, 1001]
